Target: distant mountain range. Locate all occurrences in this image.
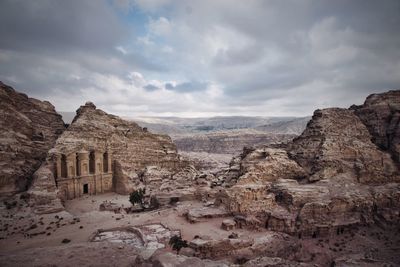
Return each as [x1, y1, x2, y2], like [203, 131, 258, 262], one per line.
[129, 115, 311, 136]
[61, 112, 310, 154]
[61, 113, 311, 136]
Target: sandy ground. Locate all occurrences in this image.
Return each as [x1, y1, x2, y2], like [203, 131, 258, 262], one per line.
[1, 193, 400, 266]
[0, 193, 261, 254]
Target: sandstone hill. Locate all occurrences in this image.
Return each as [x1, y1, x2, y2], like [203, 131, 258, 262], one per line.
[52, 102, 184, 194]
[0, 82, 65, 195]
[217, 90, 400, 237]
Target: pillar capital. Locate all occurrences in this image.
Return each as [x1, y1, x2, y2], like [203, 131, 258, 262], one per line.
[78, 150, 89, 160]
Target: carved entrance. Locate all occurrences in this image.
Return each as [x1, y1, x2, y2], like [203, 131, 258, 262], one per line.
[83, 184, 89, 194]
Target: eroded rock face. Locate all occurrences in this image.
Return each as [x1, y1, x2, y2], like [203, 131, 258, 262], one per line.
[352, 90, 400, 164]
[288, 108, 398, 184]
[218, 92, 400, 238]
[237, 148, 306, 185]
[27, 162, 64, 214]
[188, 232, 300, 263]
[0, 82, 65, 195]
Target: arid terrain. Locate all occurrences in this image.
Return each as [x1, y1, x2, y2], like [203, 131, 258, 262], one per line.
[1, 81, 400, 266]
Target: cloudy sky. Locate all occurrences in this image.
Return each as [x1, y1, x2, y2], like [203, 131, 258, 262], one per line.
[0, 0, 399, 117]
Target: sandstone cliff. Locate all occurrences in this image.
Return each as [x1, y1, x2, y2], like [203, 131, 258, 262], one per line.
[289, 108, 398, 184]
[0, 82, 65, 195]
[352, 90, 400, 164]
[217, 90, 400, 237]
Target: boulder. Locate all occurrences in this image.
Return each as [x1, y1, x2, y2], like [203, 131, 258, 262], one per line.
[221, 219, 236, 231]
[185, 207, 230, 223]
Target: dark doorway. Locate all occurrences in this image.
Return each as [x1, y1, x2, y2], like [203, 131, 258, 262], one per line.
[83, 184, 89, 194]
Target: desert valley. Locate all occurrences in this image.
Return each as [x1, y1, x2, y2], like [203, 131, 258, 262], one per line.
[0, 81, 399, 266]
[1, 1, 400, 266]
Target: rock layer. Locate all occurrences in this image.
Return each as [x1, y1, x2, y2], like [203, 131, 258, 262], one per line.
[0, 82, 65, 195]
[173, 130, 294, 154]
[352, 90, 400, 164]
[289, 108, 398, 184]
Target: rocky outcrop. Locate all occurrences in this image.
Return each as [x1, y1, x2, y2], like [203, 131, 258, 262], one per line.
[27, 162, 64, 214]
[217, 91, 400, 238]
[237, 148, 306, 185]
[352, 90, 400, 164]
[288, 108, 398, 184]
[185, 206, 230, 223]
[188, 232, 300, 263]
[218, 184, 275, 215]
[0, 82, 65, 195]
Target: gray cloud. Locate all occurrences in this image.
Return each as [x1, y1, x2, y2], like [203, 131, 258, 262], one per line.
[165, 81, 209, 93]
[0, 0, 124, 52]
[143, 84, 160, 91]
[0, 0, 399, 117]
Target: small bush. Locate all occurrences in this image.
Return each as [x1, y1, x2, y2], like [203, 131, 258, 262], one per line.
[129, 188, 146, 208]
[169, 235, 188, 254]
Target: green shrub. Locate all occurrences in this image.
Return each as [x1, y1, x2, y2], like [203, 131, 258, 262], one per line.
[129, 188, 146, 209]
[169, 235, 188, 254]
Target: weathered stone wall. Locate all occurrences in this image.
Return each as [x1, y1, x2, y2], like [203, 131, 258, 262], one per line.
[0, 82, 65, 195]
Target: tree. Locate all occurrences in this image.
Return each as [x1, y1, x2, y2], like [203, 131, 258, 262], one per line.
[129, 188, 146, 209]
[168, 235, 188, 254]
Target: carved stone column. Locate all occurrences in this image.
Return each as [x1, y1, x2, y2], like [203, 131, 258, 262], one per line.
[107, 152, 112, 174]
[95, 151, 103, 174]
[66, 153, 76, 178]
[78, 151, 89, 176]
